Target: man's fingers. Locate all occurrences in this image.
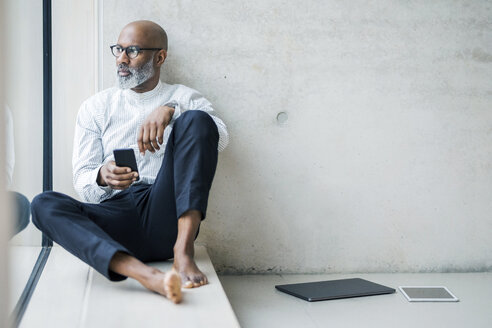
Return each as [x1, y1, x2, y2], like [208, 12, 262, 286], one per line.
[141, 126, 155, 153]
[156, 124, 165, 145]
[137, 126, 145, 154]
[102, 162, 138, 190]
[109, 172, 136, 181]
[143, 125, 151, 153]
[144, 140, 154, 153]
[139, 105, 173, 154]
[150, 140, 159, 151]
[149, 124, 157, 144]
[111, 165, 131, 174]
[107, 177, 134, 189]
[149, 125, 160, 151]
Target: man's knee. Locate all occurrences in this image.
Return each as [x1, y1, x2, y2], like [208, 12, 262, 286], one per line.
[180, 109, 211, 121]
[176, 110, 218, 140]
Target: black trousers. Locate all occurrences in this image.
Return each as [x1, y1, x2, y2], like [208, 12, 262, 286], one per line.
[31, 110, 219, 281]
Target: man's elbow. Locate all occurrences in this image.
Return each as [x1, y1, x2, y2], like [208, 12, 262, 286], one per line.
[218, 131, 229, 152]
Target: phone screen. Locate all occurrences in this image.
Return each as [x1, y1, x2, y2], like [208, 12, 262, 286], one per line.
[113, 148, 139, 181]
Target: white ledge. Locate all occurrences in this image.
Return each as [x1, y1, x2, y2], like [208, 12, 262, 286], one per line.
[19, 245, 240, 328]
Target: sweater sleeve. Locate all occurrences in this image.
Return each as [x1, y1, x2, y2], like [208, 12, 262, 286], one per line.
[72, 101, 113, 203]
[177, 88, 229, 152]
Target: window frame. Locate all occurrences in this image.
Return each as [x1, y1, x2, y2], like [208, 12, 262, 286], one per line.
[10, 0, 53, 326]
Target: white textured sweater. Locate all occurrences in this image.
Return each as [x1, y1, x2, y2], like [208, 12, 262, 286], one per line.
[72, 80, 228, 203]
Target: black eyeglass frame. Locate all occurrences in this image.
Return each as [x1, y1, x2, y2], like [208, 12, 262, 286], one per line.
[110, 44, 163, 58]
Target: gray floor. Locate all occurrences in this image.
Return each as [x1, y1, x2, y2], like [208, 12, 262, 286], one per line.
[10, 246, 491, 328]
[219, 272, 492, 328]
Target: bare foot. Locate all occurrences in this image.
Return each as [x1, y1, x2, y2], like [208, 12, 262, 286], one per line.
[163, 271, 182, 303]
[141, 269, 182, 303]
[173, 253, 208, 288]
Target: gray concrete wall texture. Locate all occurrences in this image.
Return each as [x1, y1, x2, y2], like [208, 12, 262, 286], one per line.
[102, 0, 492, 273]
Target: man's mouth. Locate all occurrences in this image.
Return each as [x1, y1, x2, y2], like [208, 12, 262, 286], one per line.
[118, 70, 130, 77]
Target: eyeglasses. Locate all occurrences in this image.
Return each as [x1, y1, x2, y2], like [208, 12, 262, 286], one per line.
[110, 44, 163, 59]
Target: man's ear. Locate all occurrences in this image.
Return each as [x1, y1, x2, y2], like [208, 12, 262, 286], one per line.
[155, 50, 167, 67]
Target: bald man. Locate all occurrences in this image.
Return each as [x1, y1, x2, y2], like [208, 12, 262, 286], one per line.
[31, 21, 229, 304]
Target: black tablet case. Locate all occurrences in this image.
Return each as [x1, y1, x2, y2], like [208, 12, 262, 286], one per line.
[275, 278, 395, 302]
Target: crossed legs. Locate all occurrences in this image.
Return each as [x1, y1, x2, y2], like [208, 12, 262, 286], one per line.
[31, 110, 219, 304]
[108, 210, 205, 304]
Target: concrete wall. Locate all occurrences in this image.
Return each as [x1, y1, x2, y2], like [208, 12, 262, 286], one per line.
[55, 0, 492, 273]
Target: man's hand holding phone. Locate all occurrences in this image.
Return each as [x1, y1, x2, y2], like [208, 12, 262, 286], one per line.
[97, 161, 139, 190]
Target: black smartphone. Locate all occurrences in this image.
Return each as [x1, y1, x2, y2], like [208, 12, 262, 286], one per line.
[113, 148, 139, 181]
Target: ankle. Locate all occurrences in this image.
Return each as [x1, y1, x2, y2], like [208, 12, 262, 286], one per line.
[174, 248, 194, 260]
[174, 243, 195, 256]
[138, 266, 162, 281]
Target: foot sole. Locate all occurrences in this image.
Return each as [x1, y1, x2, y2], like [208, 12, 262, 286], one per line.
[164, 271, 182, 304]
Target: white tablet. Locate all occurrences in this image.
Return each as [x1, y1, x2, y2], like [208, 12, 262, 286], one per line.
[399, 286, 459, 302]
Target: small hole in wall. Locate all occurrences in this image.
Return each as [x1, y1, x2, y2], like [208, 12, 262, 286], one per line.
[276, 112, 288, 125]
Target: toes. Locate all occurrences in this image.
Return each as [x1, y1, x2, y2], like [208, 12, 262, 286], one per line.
[180, 272, 209, 288]
[183, 277, 204, 288]
[192, 276, 201, 287]
[198, 275, 208, 286]
[192, 275, 208, 287]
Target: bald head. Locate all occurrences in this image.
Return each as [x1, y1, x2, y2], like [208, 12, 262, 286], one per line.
[115, 20, 168, 92]
[119, 20, 168, 50]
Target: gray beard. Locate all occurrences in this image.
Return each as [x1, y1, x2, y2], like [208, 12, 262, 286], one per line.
[116, 58, 155, 89]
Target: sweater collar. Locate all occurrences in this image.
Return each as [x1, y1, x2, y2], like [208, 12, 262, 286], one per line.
[123, 80, 163, 102]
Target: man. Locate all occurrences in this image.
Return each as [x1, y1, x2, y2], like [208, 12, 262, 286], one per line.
[31, 20, 228, 304]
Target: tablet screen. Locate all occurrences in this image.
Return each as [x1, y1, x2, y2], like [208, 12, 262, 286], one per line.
[399, 286, 459, 302]
[401, 287, 454, 299]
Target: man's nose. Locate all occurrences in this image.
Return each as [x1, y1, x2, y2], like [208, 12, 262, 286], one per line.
[116, 51, 130, 65]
